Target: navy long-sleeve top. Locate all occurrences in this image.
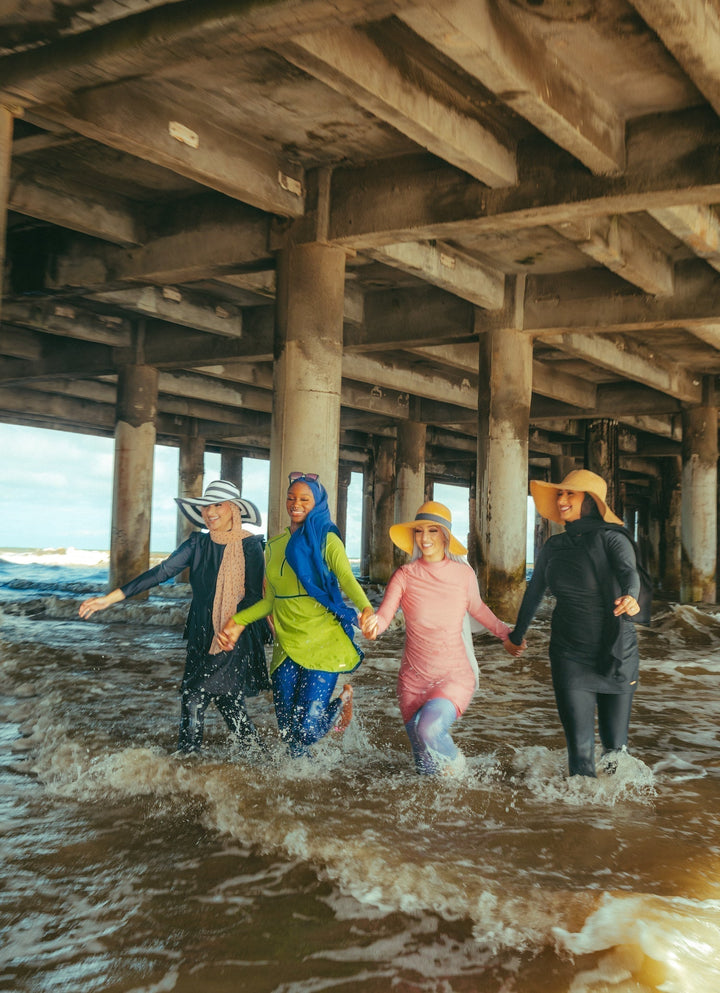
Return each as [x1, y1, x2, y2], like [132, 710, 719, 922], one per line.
[510, 521, 640, 692]
[121, 530, 270, 696]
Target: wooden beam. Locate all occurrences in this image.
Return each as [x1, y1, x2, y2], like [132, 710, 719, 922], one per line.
[631, 0, 720, 118]
[649, 204, 720, 274]
[39, 82, 304, 216]
[555, 215, 674, 296]
[327, 110, 720, 247]
[400, 0, 625, 175]
[538, 332, 701, 404]
[47, 204, 272, 288]
[91, 287, 243, 337]
[368, 240, 505, 309]
[9, 171, 143, 245]
[342, 352, 477, 409]
[344, 286, 475, 350]
[1, 300, 132, 346]
[277, 25, 517, 187]
[0, 0, 414, 107]
[524, 261, 720, 339]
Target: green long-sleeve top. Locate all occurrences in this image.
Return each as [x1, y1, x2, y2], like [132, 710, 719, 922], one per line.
[232, 527, 371, 674]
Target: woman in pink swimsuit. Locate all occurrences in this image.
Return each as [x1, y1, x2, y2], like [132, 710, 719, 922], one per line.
[362, 502, 520, 775]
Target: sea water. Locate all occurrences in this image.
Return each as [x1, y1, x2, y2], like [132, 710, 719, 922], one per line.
[1, 550, 720, 992]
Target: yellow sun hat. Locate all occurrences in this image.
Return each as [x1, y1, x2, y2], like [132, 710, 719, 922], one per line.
[530, 469, 623, 525]
[389, 501, 467, 556]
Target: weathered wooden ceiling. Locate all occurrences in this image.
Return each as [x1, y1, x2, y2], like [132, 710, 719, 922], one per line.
[1, 0, 719, 495]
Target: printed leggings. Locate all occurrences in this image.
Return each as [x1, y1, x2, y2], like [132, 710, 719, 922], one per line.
[271, 657, 344, 757]
[404, 696, 460, 775]
[553, 684, 635, 777]
[178, 686, 258, 754]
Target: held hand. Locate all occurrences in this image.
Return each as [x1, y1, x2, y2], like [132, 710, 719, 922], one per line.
[503, 637, 526, 657]
[361, 612, 379, 640]
[614, 595, 640, 617]
[217, 619, 245, 651]
[358, 605, 374, 630]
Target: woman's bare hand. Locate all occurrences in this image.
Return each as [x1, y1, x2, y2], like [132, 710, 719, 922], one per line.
[217, 619, 245, 651]
[503, 637, 526, 657]
[78, 589, 124, 619]
[614, 595, 640, 617]
[361, 610, 379, 640]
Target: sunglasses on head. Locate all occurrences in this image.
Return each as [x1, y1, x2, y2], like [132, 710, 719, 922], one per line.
[288, 471, 319, 484]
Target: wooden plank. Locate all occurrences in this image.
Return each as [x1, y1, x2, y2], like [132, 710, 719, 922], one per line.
[555, 215, 674, 296]
[327, 110, 720, 247]
[401, 0, 625, 175]
[41, 82, 305, 215]
[278, 26, 517, 187]
[368, 240, 504, 309]
[9, 173, 143, 245]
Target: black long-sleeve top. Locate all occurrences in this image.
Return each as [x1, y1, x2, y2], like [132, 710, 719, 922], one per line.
[510, 520, 640, 691]
[121, 530, 271, 696]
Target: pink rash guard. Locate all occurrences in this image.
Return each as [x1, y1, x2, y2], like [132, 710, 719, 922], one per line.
[373, 557, 511, 724]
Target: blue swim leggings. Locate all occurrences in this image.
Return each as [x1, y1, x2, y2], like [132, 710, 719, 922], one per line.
[271, 657, 343, 757]
[404, 696, 460, 775]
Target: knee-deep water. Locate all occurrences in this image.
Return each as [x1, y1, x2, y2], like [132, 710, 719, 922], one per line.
[2, 555, 720, 993]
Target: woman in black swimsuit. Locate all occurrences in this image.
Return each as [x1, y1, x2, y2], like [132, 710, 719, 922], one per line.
[508, 469, 641, 777]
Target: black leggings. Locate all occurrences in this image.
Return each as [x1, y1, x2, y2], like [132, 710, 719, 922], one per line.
[178, 687, 258, 754]
[553, 685, 635, 777]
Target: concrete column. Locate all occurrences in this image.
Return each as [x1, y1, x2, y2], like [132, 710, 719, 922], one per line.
[268, 243, 346, 536]
[474, 327, 532, 617]
[336, 464, 352, 542]
[368, 435, 396, 584]
[220, 451, 243, 491]
[109, 364, 158, 589]
[0, 108, 12, 321]
[176, 433, 205, 548]
[681, 385, 717, 602]
[394, 419, 426, 568]
[585, 419, 621, 520]
[660, 456, 682, 599]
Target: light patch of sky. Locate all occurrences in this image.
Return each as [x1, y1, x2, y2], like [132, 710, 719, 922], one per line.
[0, 423, 534, 560]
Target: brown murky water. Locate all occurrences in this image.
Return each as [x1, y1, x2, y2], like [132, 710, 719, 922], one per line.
[2, 584, 720, 993]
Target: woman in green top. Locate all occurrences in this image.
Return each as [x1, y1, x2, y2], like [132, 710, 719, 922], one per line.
[219, 471, 372, 756]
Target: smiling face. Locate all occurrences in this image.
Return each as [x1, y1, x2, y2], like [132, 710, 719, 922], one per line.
[556, 488, 586, 524]
[201, 500, 234, 532]
[286, 481, 315, 532]
[413, 522, 448, 562]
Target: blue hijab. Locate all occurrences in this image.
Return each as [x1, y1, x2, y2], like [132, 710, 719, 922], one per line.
[285, 477, 361, 648]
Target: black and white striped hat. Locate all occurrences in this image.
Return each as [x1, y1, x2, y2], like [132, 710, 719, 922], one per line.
[175, 479, 262, 528]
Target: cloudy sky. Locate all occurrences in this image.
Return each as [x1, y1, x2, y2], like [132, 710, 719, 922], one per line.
[0, 422, 472, 558]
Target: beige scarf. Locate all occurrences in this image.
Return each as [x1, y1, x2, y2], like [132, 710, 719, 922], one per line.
[209, 503, 250, 655]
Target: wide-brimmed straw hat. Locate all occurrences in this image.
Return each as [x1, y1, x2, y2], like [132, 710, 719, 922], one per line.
[175, 479, 262, 528]
[530, 469, 623, 525]
[389, 501, 467, 556]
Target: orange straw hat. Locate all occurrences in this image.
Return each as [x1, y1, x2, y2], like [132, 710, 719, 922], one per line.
[530, 469, 623, 525]
[389, 501, 467, 556]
